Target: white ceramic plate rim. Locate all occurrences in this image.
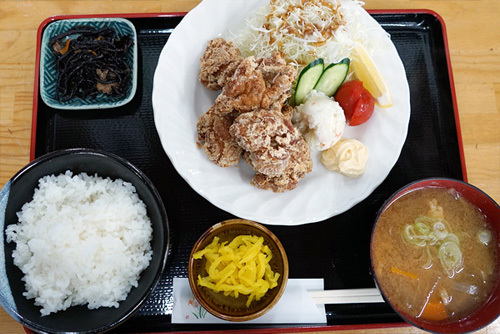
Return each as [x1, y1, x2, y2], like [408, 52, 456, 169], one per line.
[152, 0, 411, 225]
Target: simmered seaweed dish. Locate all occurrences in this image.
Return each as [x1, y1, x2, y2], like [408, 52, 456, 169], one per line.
[372, 187, 498, 322]
[49, 25, 133, 102]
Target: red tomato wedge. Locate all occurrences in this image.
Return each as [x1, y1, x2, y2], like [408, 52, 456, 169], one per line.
[334, 80, 375, 126]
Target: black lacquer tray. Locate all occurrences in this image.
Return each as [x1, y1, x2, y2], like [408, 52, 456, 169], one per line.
[31, 11, 464, 332]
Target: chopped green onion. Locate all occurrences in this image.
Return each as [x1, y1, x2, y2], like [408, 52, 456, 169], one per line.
[421, 247, 433, 269]
[402, 214, 463, 277]
[477, 229, 492, 246]
[444, 233, 460, 245]
[427, 233, 439, 246]
[404, 225, 427, 246]
[433, 221, 448, 240]
[414, 219, 431, 234]
[415, 216, 436, 226]
[438, 241, 463, 277]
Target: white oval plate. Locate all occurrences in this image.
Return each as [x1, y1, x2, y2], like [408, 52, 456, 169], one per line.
[152, 0, 410, 225]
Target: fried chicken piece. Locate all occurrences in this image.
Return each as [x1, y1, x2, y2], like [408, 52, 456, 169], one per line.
[215, 53, 296, 115]
[251, 137, 313, 193]
[215, 56, 267, 114]
[230, 109, 301, 176]
[256, 53, 297, 111]
[197, 39, 307, 191]
[199, 38, 243, 91]
[281, 104, 293, 120]
[197, 106, 242, 167]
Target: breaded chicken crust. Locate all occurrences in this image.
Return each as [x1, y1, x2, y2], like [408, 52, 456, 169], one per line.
[214, 56, 267, 114]
[197, 106, 242, 167]
[215, 53, 296, 115]
[251, 138, 313, 193]
[257, 53, 297, 111]
[198, 38, 242, 91]
[197, 38, 311, 192]
[230, 109, 300, 176]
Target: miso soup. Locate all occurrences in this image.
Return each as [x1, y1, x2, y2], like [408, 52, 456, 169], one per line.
[372, 187, 498, 322]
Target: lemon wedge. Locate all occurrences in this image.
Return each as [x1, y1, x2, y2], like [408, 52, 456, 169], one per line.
[351, 42, 393, 108]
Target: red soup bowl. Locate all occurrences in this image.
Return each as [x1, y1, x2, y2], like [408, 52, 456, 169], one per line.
[370, 178, 500, 334]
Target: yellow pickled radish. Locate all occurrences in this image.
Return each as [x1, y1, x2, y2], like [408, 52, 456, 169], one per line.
[194, 235, 280, 307]
[351, 41, 393, 108]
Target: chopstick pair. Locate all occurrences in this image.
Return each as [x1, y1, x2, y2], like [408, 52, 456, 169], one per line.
[308, 288, 385, 304]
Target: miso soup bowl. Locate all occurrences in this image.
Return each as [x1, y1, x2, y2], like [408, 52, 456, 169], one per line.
[370, 178, 500, 334]
[188, 219, 288, 322]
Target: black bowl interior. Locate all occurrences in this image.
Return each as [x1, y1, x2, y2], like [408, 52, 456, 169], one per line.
[3, 148, 168, 333]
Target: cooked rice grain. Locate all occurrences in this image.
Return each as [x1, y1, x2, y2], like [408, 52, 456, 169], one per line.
[6, 171, 153, 316]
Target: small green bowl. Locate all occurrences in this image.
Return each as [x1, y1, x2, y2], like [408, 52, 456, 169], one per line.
[188, 219, 289, 322]
[39, 17, 138, 110]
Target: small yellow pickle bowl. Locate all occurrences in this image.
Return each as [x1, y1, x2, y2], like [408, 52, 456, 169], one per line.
[188, 219, 289, 322]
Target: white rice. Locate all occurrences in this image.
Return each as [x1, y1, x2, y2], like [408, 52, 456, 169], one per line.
[5, 171, 153, 316]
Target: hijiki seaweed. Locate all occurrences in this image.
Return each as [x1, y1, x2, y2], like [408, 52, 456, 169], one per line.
[49, 25, 133, 102]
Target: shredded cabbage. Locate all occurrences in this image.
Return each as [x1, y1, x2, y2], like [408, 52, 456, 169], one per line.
[226, 0, 390, 71]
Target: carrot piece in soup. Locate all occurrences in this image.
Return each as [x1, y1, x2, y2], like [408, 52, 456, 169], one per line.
[390, 267, 418, 280]
[420, 299, 448, 321]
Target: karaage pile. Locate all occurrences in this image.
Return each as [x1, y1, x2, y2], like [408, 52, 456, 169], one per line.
[197, 38, 312, 192]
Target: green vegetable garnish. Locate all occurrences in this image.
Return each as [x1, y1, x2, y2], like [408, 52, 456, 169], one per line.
[403, 216, 463, 277]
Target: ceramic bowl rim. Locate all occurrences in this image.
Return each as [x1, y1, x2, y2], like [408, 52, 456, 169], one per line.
[370, 177, 500, 334]
[1, 148, 169, 334]
[39, 17, 138, 110]
[188, 219, 289, 322]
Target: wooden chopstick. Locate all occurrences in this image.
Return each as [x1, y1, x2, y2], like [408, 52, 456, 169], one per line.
[308, 288, 385, 304]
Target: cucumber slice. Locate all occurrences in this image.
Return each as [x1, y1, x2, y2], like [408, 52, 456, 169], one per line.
[294, 58, 324, 105]
[314, 58, 350, 97]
